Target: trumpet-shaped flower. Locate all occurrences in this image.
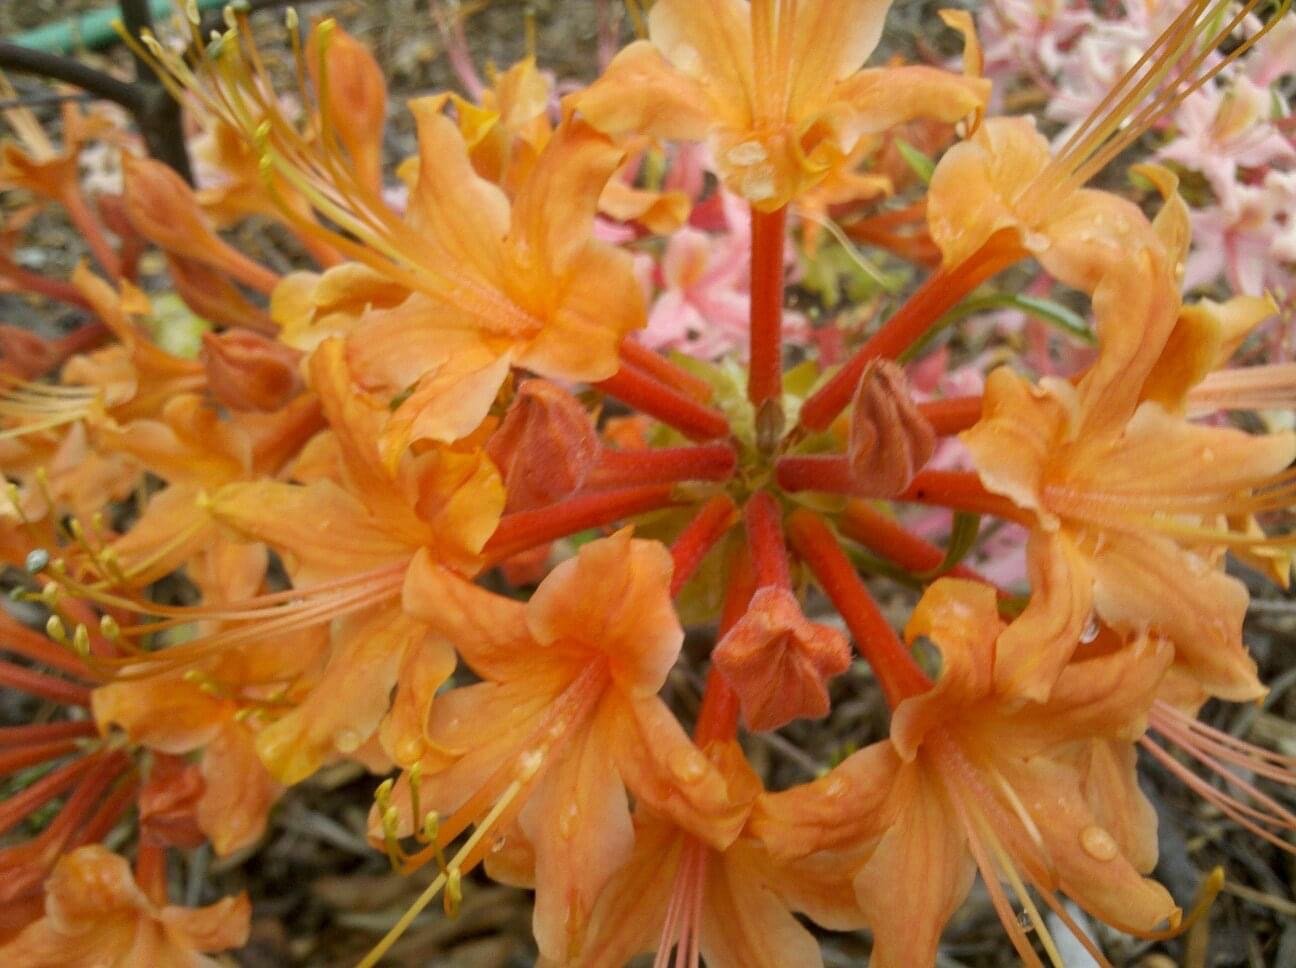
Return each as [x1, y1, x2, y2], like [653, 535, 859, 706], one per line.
[574, 0, 989, 210]
[754, 580, 1178, 966]
[390, 529, 745, 961]
[0, 845, 249, 967]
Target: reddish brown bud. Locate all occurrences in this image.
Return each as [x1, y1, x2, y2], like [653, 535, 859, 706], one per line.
[486, 380, 599, 513]
[712, 586, 851, 732]
[308, 22, 387, 193]
[848, 359, 936, 498]
[202, 329, 304, 412]
[122, 155, 277, 294]
[138, 754, 206, 849]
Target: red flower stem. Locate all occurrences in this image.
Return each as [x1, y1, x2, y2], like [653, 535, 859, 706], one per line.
[0, 252, 92, 309]
[786, 510, 930, 709]
[0, 611, 96, 677]
[0, 660, 91, 707]
[0, 753, 97, 837]
[596, 365, 731, 441]
[744, 491, 790, 590]
[918, 395, 983, 436]
[587, 444, 737, 490]
[775, 454, 857, 496]
[670, 495, 739, 597]
[619, 338, 714, 402]
[694, 545, 756, 745]
[0, 720, 96, 748]
[899, 470, 1029, 522]
[748, 205, 788, 407]
[66, 763, 135, 850]
[839, 500, 988, 583]
[485, 484, 679, 562]
[135, 841, 168, 908]
[0, 738, 82, 776]
[798, 233, 1023, 432]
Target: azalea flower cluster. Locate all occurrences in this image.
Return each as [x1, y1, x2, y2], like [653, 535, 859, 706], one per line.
[1, 1, 1294, 965]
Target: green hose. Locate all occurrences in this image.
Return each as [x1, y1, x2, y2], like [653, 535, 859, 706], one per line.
[9, 0, 227, 55]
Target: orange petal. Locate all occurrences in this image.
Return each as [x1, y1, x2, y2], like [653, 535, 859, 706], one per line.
[197, 724, 281, 856]
[699, 845, 825, 968]
[575, 40, 713, 140]
[830, 65, 990, 144]
[379, 635, 458, 767]
[515, 241, 644, 383]
[605, 695, 747, 849]
[751, 741, 899, 861]
[521, 726, 634, 962]
[406, 96, 510, 284]
[253, 607, 428, 784]
[487, 379, 600, 514]
[994, 530, 1094, 703]
[510, 118, 625, 274]
[1090, 531, 1263, 702]
[526, 529, 682, 696]
[648, 0, 754, 125]
[853, 762, 974, 968]
[1003, 756, 1179, 935]
[106, 484, 214, 588]
[786, 0, 890, 118]
[962, 366, 1069, 521]
[893, 578, 1001, 757]
[92, 674, 225, 755]
[402, 547, 534, 681]
[1081, 740, 1160, 875]
[927, 117, 1050, 269]
[568, 816, 679, 967]
[210, 479, 413, 585]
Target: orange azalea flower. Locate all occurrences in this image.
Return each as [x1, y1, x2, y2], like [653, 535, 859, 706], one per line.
[91, 624, 330, 856]
[192, 339, 500, 781]
[754, 580, 1178, 967]
[956, 206, 1294, 701]
[141, 16, 644, 459]
[0, 845, 249, 967]
[538, 740, 849, 968]
[575, 0, 989, 210]
[379, 530, 745, 963]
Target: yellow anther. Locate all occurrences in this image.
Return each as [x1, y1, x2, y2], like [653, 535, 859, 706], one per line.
[374, 777, 395, 810]
[71, 624, 91, 656]
[184, 0, 200, 25]
[444, 867, 462, 918]
[285, 6, 298, 31]
[99, 614, 121, 640]
[45, 615, 67, 644]
[39, 582, 59, 606]
[421, 811, 440, 845]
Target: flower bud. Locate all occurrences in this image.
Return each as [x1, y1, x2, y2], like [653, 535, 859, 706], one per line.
[848, 359, 935, 498]
[201, 329, 303, 412]
[713, 586, 851, 732]
[138, 754, 207, 849]
[308, 21, 387, 193]
[121, 153, 224, 265]
[486, 380, 599, 513]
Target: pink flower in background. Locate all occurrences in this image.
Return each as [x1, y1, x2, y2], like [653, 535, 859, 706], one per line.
[642, 190, 807, 360]
[1160, 79, 1295, 198]
[1186, 178, 1294, 296]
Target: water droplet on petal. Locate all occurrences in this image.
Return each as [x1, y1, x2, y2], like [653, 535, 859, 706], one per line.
[1080, 824, 1119, 861]
[726, 140, 768, 166]
[1080, 613, 1100, 644]
[667, 747, 708, 784]
[824, 776, 849, 799]
[1023, 231, 1051, 253]
[335, 728, 362, 753]
[558, 802, 579, 840]
[1201, 447, 1215, 463]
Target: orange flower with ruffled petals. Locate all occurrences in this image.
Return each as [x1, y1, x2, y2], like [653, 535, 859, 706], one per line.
[0, 845, 249, 968]
[575, 0, 988, 210]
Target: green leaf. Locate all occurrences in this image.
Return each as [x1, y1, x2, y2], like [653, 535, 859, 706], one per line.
[899, 290, 1094, 363]
[893, 138, 935, 185]
[915, 512, 981, 579]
